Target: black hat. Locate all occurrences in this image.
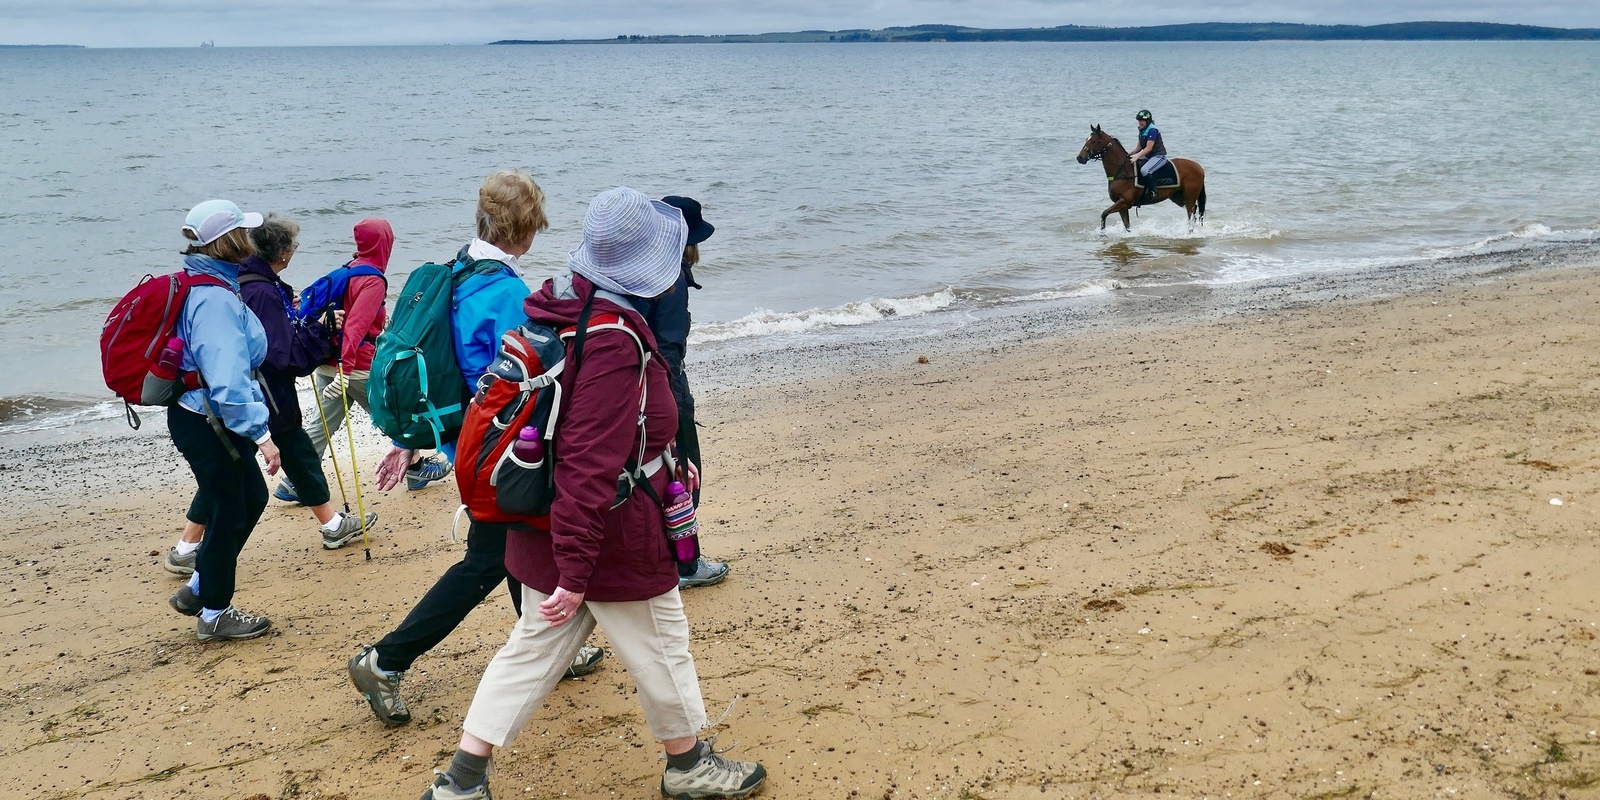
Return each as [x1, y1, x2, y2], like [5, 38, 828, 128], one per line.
[662, 196, 714, 245]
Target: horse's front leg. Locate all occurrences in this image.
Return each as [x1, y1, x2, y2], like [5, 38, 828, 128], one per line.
[1120, 209, 1132, 231]
[1101, 199, 1132, 231]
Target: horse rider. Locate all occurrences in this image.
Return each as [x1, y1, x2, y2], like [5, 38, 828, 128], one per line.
[1128, 109, 1168, 200]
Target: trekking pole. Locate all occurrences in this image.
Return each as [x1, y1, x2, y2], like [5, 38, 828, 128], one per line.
[313, 374, 350, 510]
[335, 347, 373, 562]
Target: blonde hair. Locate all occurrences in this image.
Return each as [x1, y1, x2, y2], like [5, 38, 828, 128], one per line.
[682, 243, 700, 268]
[476, 170, 548, 251]
[182, 226, 256, 264]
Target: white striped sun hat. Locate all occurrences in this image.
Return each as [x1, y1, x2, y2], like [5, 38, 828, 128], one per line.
[568, 187, 688, 298]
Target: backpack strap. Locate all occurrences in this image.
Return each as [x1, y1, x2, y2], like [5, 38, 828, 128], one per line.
[345, 264, 387, 283]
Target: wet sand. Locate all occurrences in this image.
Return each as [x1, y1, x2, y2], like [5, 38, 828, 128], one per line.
[6, 261, 1600, 799]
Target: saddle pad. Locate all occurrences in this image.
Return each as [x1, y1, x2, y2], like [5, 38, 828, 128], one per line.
[1138, 161, 1180, 189]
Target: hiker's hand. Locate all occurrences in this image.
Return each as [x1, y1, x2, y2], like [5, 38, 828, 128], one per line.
[320, 374, 346, 400]
[258, 439, 282, 476]
[374, 446, 415, 491]
[332, 310, 346, 329]
[540, 587, 584, 627]
[683, 459, 700, 495]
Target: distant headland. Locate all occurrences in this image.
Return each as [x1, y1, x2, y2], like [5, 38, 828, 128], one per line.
[491, 21, 1600, 45]
[0, 44, 85, 49]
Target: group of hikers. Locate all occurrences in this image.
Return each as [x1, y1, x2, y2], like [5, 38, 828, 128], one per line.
[144, 172, 764, 800]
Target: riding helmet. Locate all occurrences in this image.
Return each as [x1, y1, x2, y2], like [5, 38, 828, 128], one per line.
[1136, 109, 1153, 122]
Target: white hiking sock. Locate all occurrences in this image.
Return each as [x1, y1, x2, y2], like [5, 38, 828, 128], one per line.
[186, 572, 200, 592]
[320, 512, 346, 532]
[200, 607, 223, 623]
[174, 539, 200, 556]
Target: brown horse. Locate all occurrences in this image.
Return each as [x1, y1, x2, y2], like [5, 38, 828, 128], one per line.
[1076, 124, 1206, 232]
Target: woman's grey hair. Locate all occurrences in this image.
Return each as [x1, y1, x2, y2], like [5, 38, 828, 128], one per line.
[250, 213, 300, 265]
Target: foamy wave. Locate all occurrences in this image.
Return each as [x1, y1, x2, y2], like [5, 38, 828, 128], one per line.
[1002, 281, 1122, 304]
[1208, 253, 1411, 285]
[1424, 222, 1558, 258]
[690, 289, 957, 344]
[1090, 217, 1281, 241]
[0, 398, 124, 436]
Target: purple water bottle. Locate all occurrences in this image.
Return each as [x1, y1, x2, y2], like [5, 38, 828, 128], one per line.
[663, 481, 700, 565]
[511, 426, 543, 464]
[153, 337, 185, 381]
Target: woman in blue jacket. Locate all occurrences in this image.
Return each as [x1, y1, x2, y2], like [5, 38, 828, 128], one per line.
[163, 199, 281, 641]
[161, 213, 378, 576]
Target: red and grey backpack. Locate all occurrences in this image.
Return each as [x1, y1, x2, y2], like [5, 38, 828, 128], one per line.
[455, 292, 649, 528]
[100, 271, 227, 428]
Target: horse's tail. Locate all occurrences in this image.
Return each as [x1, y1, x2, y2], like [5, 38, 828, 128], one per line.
[1197, 187, 1207, 223]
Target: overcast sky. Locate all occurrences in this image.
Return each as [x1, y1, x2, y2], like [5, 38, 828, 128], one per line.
[6, 0, 1599, 48]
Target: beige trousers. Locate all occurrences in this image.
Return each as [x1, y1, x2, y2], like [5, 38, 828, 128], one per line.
[462, 584, 708, 746]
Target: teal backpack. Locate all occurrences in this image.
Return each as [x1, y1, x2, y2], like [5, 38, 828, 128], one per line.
[367, 253, 504, 450]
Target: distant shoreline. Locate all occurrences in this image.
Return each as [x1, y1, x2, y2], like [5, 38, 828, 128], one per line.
[0, 44, 84, 49]
[492, 21, 1600, 45]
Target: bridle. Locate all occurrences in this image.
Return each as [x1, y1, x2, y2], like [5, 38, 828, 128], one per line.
[1082, 134, 1134, 181]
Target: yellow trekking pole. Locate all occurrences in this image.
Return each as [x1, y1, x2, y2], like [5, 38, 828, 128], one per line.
[335, 360, 372, 561]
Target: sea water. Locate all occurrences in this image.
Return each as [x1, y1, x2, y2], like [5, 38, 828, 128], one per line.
[2, 41, 1598, 435]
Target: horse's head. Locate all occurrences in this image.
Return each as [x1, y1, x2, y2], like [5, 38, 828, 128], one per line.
[1076, 124, 1113, 164]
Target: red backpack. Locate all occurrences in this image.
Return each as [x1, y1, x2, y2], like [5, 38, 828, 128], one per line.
[100, 272, 227, 428]
[455, 297, 647, 528]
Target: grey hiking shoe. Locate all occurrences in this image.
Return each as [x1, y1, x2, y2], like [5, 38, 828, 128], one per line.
[168, 583, 202, 616]
[661, 739, 766, 799]
[420, 771, 491, 800]
[163, 546, 196, 576]
[564, 645, 604, 679]
[678, 557, 729, 589]
[321, 512, 379, 550]
[195, 606, 270, 641]
[349, 646, 410, 725]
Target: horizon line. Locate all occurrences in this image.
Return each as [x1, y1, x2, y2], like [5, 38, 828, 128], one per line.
[7, 19, 1600, 49]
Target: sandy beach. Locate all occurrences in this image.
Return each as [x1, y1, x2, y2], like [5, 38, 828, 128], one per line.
[7, 259, 1600, 799]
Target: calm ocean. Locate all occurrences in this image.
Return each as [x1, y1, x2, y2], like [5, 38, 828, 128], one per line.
[2, 41, 1598, 435]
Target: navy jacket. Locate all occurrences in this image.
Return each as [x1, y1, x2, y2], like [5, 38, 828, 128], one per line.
[238, 255, 333, 434]
[640, 267, 695, 416]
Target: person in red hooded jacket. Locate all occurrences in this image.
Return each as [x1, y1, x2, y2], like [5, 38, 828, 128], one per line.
[273, 219, 451, 504]
[416, 188, 765, 800]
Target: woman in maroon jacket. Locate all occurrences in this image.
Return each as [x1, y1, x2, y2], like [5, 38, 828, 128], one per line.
[419, 188, 765, 800]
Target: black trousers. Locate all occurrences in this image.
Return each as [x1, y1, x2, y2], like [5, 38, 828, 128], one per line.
[170, 407, 267, 611]
[372, 521, 520, 673]
[186, 426, 330, 524]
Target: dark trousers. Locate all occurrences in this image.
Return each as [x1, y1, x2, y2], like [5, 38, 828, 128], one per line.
[186, 426, 330, 524]
[372, 521, 521, 673]
[170, 407, 267, 611]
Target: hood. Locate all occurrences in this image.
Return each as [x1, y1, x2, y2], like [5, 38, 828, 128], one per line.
[525, 273, 661, 354]
[350, 218, 394, 272]
[182, 253, 241, 289]
[238, 254, 279, 284]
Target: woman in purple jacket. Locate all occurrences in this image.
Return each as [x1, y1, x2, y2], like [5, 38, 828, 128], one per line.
[161, 214, 377, 576]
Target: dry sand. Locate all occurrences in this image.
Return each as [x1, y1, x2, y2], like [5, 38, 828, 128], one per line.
[7, 265, 1600, 799]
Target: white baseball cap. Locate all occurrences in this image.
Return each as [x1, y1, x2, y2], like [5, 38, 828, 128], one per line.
[183, 199, 263, 246]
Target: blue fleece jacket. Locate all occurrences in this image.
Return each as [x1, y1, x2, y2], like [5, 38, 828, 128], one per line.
[452, 258, 531, 394]
[176, 254, 271, 443]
